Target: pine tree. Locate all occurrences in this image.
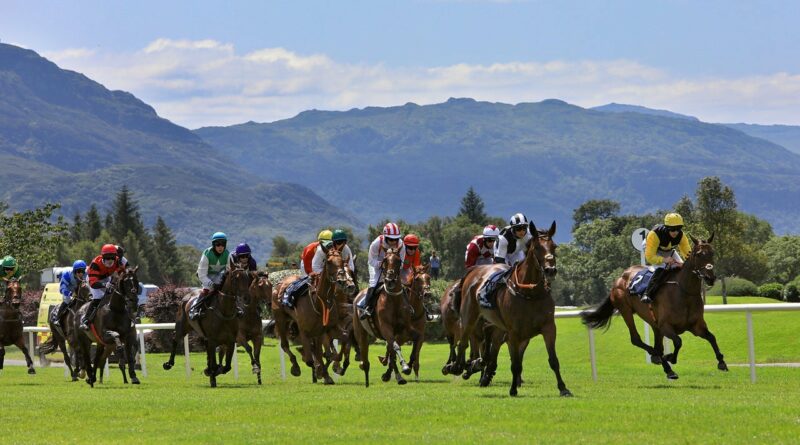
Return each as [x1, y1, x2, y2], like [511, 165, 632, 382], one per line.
[457, 187, 487, 226]
[70, 212, 83, 242]
[84, 205, 102, 241]
[110, 186, 145, 241]
[153, 216, 182, 284]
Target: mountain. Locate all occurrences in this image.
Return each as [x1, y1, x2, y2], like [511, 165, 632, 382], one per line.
[196, 97, 800, 237]
[722, 123, 800, 155]
[0, 43, 360, 254]
[591, 103, 699, 121]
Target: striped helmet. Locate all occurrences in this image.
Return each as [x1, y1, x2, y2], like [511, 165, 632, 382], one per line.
[383, 222, 401, 239]
[509, 213, 528, 228]
[482, 225, 500, 238]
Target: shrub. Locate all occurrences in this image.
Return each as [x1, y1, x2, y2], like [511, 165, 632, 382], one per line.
[143, 285, 204, 352]
[785, 279, 800, 303]
[20, 289, 41, 326]
[757, 283, 784, 300]
[707, 277, 758, 297]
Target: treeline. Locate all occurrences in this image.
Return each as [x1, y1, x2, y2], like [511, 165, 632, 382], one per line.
[55, 186, 200, 286]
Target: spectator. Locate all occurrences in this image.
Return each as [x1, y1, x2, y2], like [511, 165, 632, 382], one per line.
[429, 251, 441, 279]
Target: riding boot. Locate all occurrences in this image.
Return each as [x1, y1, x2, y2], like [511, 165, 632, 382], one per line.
[189, 289, 210, 320]
[359, 286, 377, 320]
[282, 289, 295, 308]
[641, 268, 666, 304]
[79, 299, 102, 331]
[53, 302, 69, 328]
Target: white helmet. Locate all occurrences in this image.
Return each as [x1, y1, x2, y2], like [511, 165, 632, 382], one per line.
[382, 222, 402, 239]
[482, 224, 500, 239]
[509, 213, 528, 227]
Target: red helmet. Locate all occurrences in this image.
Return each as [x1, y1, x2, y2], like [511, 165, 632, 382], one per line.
[383, 222, 401, 239]
[403, 234, 420, 246]
[482, 225, 500, 238]
[101, 244, 117, 255]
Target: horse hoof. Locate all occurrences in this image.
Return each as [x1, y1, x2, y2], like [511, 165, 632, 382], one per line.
[71, 376, 78, 382]
[402, 366, 412, 375]
[510, 387, 518, 397]
[397, 379, 407, 385]
[378, 356, 388, 366]
[163, 363, 173, 371]
[290, 365, 301, 377]
[203, 368, 212, 377]
[324, 377, 335, 385]
[560, 389, 574, 397]
[441, 365, 450, 375]
[252, 366, 261, 374]
[132, 377, 141, 384]
[667, 372, 679, 380]
[79, 370, 86, 379]
[381, 373, 391, 383]
[718, 362, 729, 371]
[28, 368, 36, 375]
[650, 355, 662, 365]
[463, 372, 473, 381]
[664, 353, 677, 364]
[210, 380, 217, 388]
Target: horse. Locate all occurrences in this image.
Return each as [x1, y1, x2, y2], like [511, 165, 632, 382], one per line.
[395, 264, 433, 381]
[75, 266, 141, 387]
[271, 249, 355, 384]
[352, 247, 416, 387]
[440, 277, 488, 379]
[40, 278, 91, 381]
[581, 235, 726, 379]
[162, 266, 249, 387]
[235, 271, 272, 385]
[0, 279, 36, 375]
[453, 221, 572, 397]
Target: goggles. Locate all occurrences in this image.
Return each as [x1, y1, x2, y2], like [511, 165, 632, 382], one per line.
[74, 268, 86, 274]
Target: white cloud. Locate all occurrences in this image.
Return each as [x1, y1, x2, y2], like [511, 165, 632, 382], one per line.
[43, 38, 800, 127]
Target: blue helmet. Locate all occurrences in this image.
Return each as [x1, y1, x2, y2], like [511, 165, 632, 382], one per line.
[211, 232, 228, 242]
[234, 243, 251, 256]
[72, 260, 87, 271]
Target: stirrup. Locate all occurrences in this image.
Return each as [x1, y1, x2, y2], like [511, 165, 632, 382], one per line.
[640, 295, 652, 304]
[359, 307, 372, 320]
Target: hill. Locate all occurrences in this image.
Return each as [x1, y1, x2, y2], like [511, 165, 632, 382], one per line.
[0, 43, 360, 254]
[196, 98, 800, 236]
[722, 123, 800, 155]
[591, 102, 699, 121]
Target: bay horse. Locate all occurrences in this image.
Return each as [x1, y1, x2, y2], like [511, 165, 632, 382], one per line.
[272, 249, 355, 384]
[396, 264, 433, 381]
[162, 266, 248, 387]
[452, 221, 572, 397]
[0, 279, 36, 375]
[581, 235, 726, 379]
[235, 271, 272, 384]
[440, 277, 487, 379]
[352, 248, 415, 386]
[40, 278, 91, 381]
[75, 266, 141, 387]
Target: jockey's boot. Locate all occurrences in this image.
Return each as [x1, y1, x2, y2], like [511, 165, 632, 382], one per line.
[79, 299, 102, 331]
[359, 286, 377, 320]
[189, 289, 211, 320]
[52, 302, 69, 329]
[641, 268, 666, 304]
[282, 290, 294, 309]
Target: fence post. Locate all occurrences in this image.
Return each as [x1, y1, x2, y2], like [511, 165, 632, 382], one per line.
[183, 335, 191, 379]
[233, 346, 239, 380]
[747, 311, 756, 383]
[27, 331, 35, 361]
[280, 347, 286, 381]
[587, 327, 597, 382]
[138, 329, 148, 378]
[643, 322, 651, 364]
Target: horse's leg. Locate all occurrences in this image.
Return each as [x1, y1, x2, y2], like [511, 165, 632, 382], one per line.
[275, 318, 301, 377]
[58, 336, 77, 381]
[206, 339, 218, 387]
[126, 332, 140, 384]
[313, 337, 334, 385]
[354, 319, 370, 387]
[253, 333, 263, 384]
[651, 329, 664, 365]
[223, 341, 235, 378]
[479, 329, 503, 387]
[392, 341, 409, 383]
[163, 311, 187, 371]
[542, 320, 573, 397]
[14, 336, 36, 375]
[453, 295, 480, 375]
[507, 335, 523, 396]
[691, 320, 728, 371]
[380, 341, 393, 382]
[0, 345, 5, 371]
[657, 326, 679, 380]
[411, 330, 423, 382]
[442, 333, 456, 375]
[619, 306, 658, 356]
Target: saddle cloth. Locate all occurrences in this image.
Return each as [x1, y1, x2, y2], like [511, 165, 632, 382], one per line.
[629, 267, 656, 296]
[478, 267, 513, 309]
[282, 276, 311, 307]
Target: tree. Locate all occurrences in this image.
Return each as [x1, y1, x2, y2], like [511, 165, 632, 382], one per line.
[110, 186, 146, 241]
[762, 236, 800, 284]
[153, 216, 183, 284]
[457, 187, 487, 226]
[0, 201, 8, 215]
[70, 212, 83, 242]
[572, 199, 620, 232]
[0, 203, 68, 287]
[695, 177, 738, 277]
[84, 204, 102, 241]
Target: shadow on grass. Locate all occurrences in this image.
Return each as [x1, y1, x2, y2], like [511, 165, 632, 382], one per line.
[638, 384, 722, 390]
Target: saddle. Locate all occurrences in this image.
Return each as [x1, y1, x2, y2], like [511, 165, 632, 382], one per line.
[478, 267, 513, 309]
[629, 267, 656, 296]
[282, 276, 311, 307]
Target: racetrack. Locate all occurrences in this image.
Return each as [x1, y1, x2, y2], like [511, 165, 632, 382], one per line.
[1, 302, 798, 444]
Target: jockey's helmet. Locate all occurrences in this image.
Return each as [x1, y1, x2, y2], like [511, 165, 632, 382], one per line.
[383, 222, 401, 239]
[509, 213, 528, 229]
[403, 234, 420, 247]
[483, 225, 500, 239]
[318, 230, 333, 242]
[234, 243, 251, 256]
[72, 260, 87, 272]
[664, 213, 684, 229]
[2, 255, 17, 269]
[332, 229, 348, 242]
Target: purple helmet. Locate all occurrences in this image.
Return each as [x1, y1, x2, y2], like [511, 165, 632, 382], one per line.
[234, 243, 251, 256]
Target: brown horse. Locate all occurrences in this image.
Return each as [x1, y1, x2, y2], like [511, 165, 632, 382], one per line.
[75, 266, 141, 386]
[162, 266, 249, 387]
[453, 221, 572, 397]
[0, 279, 36, 375]
[236, 271, 272, 385]
[440, 277, 488, 379]
[272, 249, 355, 384]
[352, 248, 415, 386]
[40, 279, 91, 381]
[396, 264, 433, 381]
[581, 235, 726, 379]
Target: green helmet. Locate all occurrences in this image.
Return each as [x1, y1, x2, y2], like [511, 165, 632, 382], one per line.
[332, 229, 347, 242]
[1, 255, 17, 268]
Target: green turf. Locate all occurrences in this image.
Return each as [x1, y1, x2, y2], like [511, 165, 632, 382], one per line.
[1, 309, 799, 444]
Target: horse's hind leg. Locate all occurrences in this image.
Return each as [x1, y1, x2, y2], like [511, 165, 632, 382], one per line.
[0, 345, 5, 371]
[657, 326, 679, 380]
[619, 307, 658, 356]
[542, 321, 572, 397]
[163, 315, 187, 371]
[276, 321, 301, 377]
[14, 336, 36, 375]
[651, 330, 664, 365]
[126, 334, 140, 384]
[692, 321, 728, 371]
[58, 338, 77, 381]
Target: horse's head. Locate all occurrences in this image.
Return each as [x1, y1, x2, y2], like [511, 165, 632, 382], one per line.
[118, 266, 141, 316]
[249, 271, 273, 306]
[381, 248, 403, 286]
[226, 265, 255, 307]
[688, 233, 716, 286]
[3, 279, 21, 306]
[75, 278, 91, 303]
[410, 264, 433, 302]
[527, 221, 558, 278]
[324, 249, 356, 297]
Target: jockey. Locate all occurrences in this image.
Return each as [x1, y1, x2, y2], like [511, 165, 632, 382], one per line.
[80, 244, 128, 330]
[401, 234, 422, 284]
[311, 229, 355, 275]
[189, 232, 230, 320]
[282, 230, 334, 308]
[53, 260, 87, 329]
[465, 225, 500, 268]
[640, 213, 692, 304]
[228, 242, 258, 271]
[359, 222, 406, 319]
[301, 230, 333, 277]
[1, 255, 22, 285]
[494, 213, 533, 267]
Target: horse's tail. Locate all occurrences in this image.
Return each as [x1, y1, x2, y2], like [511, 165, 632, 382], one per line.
[580, 295, 616, 331]
[39, 335, 58, 355]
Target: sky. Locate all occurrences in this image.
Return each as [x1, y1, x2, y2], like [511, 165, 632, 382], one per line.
[3, 0, 800, 128]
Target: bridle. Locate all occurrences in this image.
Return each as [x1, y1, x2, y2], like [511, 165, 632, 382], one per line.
[381, 250, 404, 297]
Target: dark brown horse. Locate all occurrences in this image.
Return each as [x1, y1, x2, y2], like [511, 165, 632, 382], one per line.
[272, 249, 355, 384]
[40, 279, 91, 381]
[162, 266, 249, 387]
[75, 266, 141, 386]
[0, 279, 36, 375]
[581, 235, 726, 379]
[440, 277, 488, 379]
[352, 248, 415, 386]
[396, 264, 433, 381]
[453, 221, 572, 397]
[236, 271, 272, 384]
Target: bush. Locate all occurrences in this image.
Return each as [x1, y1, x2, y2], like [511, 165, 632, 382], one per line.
[757, 283, 784, 300]
[20, 289, 41, 326]
[707, 277, 758, 297]
[143, 285, 205, 352]
[785, 279, 800, 303]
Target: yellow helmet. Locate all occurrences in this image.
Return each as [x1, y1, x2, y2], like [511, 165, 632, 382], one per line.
[664, 213, 684, 227]
[317, 230, 333, 241]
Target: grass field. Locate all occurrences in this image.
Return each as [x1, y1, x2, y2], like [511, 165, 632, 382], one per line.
[1, 299, 799, 444]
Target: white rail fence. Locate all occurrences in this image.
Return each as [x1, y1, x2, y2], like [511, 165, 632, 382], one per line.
[15, 303, 800, 383]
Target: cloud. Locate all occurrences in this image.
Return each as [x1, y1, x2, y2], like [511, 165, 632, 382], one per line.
[43, 38, 800, 128]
